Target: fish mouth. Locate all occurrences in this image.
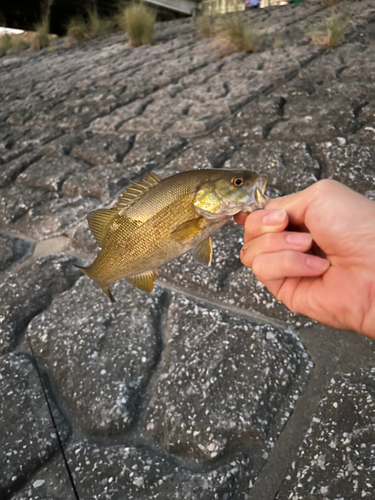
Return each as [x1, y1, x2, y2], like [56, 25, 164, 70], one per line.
[254, 175, 268, 206]
[241, 175, 268, 213]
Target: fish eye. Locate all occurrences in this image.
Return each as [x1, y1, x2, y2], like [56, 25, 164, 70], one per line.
[232, 177, 243, 187]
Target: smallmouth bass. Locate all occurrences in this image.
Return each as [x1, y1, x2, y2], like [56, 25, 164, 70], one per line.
[77, 169, 267, 301]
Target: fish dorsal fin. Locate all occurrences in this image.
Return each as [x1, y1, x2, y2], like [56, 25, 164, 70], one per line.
[116, 172, 161, 213]
[191, 237, 212, 267]
[87, 208, 118, 247]
[126, 270, 157, 292]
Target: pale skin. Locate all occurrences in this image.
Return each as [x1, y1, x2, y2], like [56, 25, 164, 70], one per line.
[234, 179, 375, 340]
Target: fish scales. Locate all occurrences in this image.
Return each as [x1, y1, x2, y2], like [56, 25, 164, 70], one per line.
[77, 169, 267, 300]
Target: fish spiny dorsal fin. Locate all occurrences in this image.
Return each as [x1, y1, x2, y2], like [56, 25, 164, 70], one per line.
[87, 208, 118, 247]
[116, 172, 162, 212]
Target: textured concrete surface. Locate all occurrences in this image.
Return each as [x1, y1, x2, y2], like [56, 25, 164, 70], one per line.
[0, 1, 374, 499]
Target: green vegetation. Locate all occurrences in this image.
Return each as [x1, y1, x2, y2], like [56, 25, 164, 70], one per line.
[273, 36, 283, 50]
[122, 2, 156, 47]
[196, 14, 213, 39]
[0, 34, 12, 57]
[0, 33, 31, 57]
[31, 0, 53, 50]
[214, 14, 262, 57]
[311, 10, 351, 50]
[66, 7, 114, 45]
[32, 17, 50, 50]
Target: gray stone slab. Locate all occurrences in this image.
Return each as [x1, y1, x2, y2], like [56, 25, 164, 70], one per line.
[141, 294, 311, 465]
[61, 163, 132, 201]
[0, 186, 58, 227]
[16, 126, 64, 149]
[219, 266, 310, 328]
[214, 97, 286, 142]
[0, 255, 79, 355]
[124, 132, 188, 166]
[27, 279, 165, 436]
[89, 99, 153, 132]
[163, 137, 236, 175]
[0, 353, 69, 498]
[225, 141, 320, 194]
[11, 456, 76, 500]
[268, 96, 361, 143]
[158, 221, 244, 293]
[0, 232, 34, 273]
[68, 221, 98, 258]
[16, 156, 89, 192]
[0, 152, 42, 188]
[277, 367, 375, 500]
[314, 142, 375, 194]
[39, 133, 87, 158]
[13, 196, 100, 240]
[70, 133, 135, 166]
[66, 439, 256, 500]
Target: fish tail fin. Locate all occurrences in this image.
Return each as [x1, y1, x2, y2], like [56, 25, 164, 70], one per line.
[74, 264, 115, 303]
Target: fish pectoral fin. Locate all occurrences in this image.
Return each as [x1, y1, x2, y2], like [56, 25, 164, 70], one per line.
[126, 270, 156, 292]
[171, 217, 207, 244]
[87, 208, 118, 247]
[191, 237, 213, 267]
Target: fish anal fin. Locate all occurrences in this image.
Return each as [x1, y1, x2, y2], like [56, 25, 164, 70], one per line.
[116, 172, 162, 212]
[126, 270, 156, 292]
[171, 217, 207, 244]
[87, 208, 118, 247]
[191, 237, 212, 267]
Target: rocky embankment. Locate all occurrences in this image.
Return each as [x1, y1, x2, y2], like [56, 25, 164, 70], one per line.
[0, 1, 374, 499]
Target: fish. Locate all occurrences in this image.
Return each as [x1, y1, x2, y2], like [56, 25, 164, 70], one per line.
[76, 169, 267, 301]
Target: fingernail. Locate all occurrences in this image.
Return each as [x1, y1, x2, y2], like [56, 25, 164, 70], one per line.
[286, 233, 312, 246]
[262, 210, 286, 226]
[306, 257, 330, 272]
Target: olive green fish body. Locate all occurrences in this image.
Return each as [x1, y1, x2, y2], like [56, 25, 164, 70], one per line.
[78, 169, 267, 300]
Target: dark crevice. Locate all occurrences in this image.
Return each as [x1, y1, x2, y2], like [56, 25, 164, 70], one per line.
[305, 144, 324, 181]
[24, 337, 81, 500]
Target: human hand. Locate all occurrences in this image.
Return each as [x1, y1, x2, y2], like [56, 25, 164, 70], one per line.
[234, 180, 375, 339]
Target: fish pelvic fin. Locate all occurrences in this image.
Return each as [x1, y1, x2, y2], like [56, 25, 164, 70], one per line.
[191, 237, 212, 267]
[74, 265, 115, 303]
[102, 286, 115, 303]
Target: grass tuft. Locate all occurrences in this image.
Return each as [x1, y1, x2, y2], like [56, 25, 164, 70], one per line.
[31, 0, 53, 50]
[311, 10, 351, 50]
[0, 34, 12, 57]
[66, 7, 114, 45]
[196, 14, 213, 39]
[122, 2, 156, 48]
[214, 14, 262, 57]
[31, 17, 50, 50]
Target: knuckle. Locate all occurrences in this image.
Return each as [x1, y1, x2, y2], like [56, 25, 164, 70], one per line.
[281, 251, 294, 270]
[252, 255, 263, 277]
[263, 232, 275, 249]
[244, 210, 263, 236]
[240, 246, 253, 268]
[312, 179, 338, 196]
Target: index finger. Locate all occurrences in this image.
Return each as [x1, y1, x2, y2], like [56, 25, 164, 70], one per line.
[264, 180, 350, 226]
